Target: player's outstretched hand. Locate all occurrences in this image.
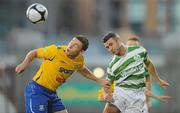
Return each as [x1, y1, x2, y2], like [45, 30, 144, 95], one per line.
[15, 63, 27, 74]
[158, 79, 170, 89]
[97, 79, 111, 88]
[156, 95, 171, 102]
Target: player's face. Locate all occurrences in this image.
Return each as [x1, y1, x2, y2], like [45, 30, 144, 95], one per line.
[126, 40, 140, 46]
[67, 38, 83, 56]
[104, 38, 121, 54]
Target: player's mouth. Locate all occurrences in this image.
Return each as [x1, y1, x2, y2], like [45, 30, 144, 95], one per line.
[66, 48, 70, 53]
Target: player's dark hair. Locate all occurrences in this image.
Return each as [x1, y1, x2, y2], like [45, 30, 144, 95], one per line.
[128, 36, 140, 42]
[75, 35, 89, 51]
[103, 32, 120, 43]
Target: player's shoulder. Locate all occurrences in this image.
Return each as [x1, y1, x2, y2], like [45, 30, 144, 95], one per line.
[139, 45, 147, 52]
[42, 44, 57, 51]
[128, 45, 147, 52]
[45, 45, 68, 53]
[108, 55, 119, 68]
[45, 44, 57, 48]
[54, 45, 68, 52]
[127, 45, 140, 51]
[75, 54, 84, 63]
[56, 45, 67, 50]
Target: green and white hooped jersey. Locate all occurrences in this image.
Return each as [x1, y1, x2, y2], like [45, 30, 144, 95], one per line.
[107, 46, 148, 89]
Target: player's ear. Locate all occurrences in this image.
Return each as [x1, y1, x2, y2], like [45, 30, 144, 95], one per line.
[79, 50, 84, 55]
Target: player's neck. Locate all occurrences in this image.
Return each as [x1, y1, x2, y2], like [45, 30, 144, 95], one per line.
[117, 45, 127, 56]
[66, 53, 78, 59]
[65, 49, 79, 59]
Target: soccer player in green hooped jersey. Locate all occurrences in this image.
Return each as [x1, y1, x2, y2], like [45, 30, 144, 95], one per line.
[127, 36, 170, 112]
[102, 32, 169, 113]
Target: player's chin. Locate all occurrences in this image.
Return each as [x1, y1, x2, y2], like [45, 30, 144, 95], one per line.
[111, 51, 116, 54]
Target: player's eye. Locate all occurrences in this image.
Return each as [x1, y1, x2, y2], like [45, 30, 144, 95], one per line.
[76, 44, 81, 49]
[105, 46, 109, 49]
[69, 41, 73, 45]
[70, 40, 76, 45]
[109, 43, 113, 46]
[72, 44, 79, 49]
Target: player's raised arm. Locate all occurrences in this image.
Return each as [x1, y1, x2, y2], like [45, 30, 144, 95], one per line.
[15, 49, 38, 74]
[144, 57, 170, 88]
[77, 66, 111, 88]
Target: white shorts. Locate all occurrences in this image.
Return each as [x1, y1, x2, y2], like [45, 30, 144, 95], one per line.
[110, 86, 149, 113]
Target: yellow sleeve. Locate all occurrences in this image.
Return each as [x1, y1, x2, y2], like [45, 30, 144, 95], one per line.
[98, 88, 105, 102]
[81, 58, 85, 69]
[98, 84, 114, 102]
[76, 56, 85, 70]
[37, 45, 57, 60]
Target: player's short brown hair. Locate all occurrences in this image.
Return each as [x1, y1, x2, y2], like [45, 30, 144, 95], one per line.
[75, 35, 89, 51]
[103, 32, 120, 43]
[127, 36, 140, 42]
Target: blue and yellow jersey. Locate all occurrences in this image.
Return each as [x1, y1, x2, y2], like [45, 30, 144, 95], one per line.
[32, 45, 84, 91]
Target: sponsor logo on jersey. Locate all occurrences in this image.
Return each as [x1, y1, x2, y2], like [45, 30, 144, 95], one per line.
[39, 105, 45, 111]
[133, 54, 141, 62]
[59, 60, 66, 64]
[119, 63, 144, 78]
[56, 76, 66, 83]
[59, 67, 74, 75]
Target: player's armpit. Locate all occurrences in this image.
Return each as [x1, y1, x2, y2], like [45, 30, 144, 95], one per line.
[144, 57, 151, 67]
